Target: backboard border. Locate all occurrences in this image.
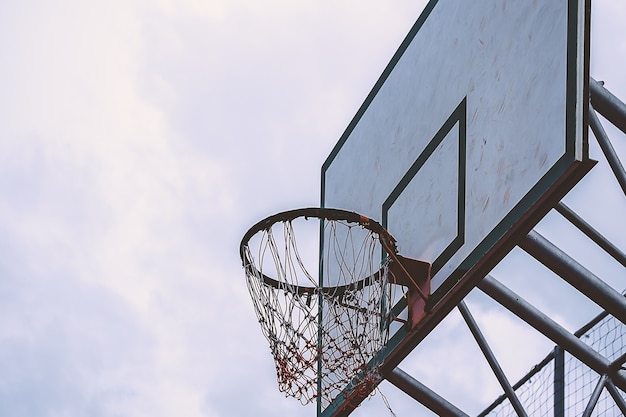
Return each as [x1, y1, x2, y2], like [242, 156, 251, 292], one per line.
[382, 97, 467, 278]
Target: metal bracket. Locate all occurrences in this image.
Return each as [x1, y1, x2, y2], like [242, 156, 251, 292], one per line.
[388, 255, 431, 329]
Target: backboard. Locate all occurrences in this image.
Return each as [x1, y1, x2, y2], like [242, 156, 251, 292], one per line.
[319, 0, 591, 415]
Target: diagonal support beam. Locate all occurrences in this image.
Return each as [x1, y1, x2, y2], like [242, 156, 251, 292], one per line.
[386, 367, 468, 417]
[477, 275, 626, 392]
[590, 78, 626, 135]
[605, 379, 626, 414]
[581, 374, 607, 417]
[458, 301, 527, 417]
[589, 105, 626, 195]
[555, 202, 626, 268]
[519, 230, 626, 325]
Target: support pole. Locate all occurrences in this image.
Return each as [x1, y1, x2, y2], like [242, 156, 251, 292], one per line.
[555, 202, 626, 268]
[581, 374, 607, 417]
[457, 301, 528, 417]
[477, 275, 626, 392]
[554, 346, 565, 417]
[589, 106, 626, 195]
[519, 230, 626, 325]
[590, 78, 626, 135]
[386, 367, 469, 417]
[605, 379, 626, 415]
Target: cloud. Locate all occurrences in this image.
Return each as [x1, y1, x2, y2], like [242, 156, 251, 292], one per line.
[0, 0, 623, 416]
[0, 252, 153, 417]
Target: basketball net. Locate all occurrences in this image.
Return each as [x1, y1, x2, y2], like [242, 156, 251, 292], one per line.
[241, 211, 399, 409]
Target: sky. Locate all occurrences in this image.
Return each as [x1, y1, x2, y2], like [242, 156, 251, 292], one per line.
[0, 1, 624, 417]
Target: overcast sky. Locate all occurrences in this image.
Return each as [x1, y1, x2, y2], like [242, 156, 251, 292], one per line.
[0, 1, 624, 416]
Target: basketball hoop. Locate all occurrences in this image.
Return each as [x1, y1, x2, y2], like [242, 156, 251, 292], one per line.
[239, 208, 430, 408]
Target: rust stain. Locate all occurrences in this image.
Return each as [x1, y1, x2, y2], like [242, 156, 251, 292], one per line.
[503, 187, 511, 205]
[497, 159, 506, 176]
[497, 99, 505, 114]
[471, 107, 479, 123]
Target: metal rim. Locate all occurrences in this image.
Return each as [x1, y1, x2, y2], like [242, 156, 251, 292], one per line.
[239, 207, 398, 295]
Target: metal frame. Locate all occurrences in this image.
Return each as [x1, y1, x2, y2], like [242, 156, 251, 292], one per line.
[333, 82, 626, 416]
[386, 368, 469, 417]
[458, 301, 527, 417]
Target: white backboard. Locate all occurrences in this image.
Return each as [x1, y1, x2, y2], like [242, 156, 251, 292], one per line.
[320, 0, 589, 414]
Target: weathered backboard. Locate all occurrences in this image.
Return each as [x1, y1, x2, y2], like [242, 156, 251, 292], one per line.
[319, 0, 590, 415]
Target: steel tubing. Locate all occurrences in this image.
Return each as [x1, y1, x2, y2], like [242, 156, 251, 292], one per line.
[458, 301, 527, 417]
[581, 374, 607, 417]
[589, 106, 626, 195]
[478, 275, 626, 392]
[387, 367, 468, 417]
[555, 202, 626, 268]
[606, 379, 626, 415]
[519, 230, 626, 325]
[590, 78, 626, 135]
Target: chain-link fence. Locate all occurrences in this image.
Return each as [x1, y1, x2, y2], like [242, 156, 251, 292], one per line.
[479, 311, 626, 416]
